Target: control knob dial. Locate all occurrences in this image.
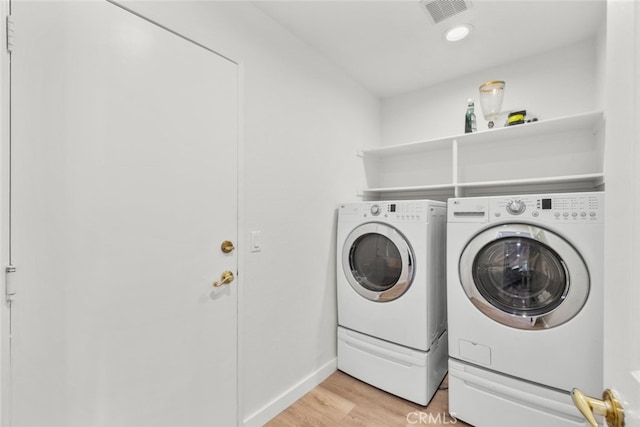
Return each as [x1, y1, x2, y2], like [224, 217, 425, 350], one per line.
[506, 199, 526, 215]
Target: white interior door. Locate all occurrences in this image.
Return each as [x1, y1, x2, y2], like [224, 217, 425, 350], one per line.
[9, 2, 238, 426]
[597, 0, 640, 426]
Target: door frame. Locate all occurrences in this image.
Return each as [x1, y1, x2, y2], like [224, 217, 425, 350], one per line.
[603, 0, 640, 422]
[0, 1, 246, 425]
[1, 0, 12, 424]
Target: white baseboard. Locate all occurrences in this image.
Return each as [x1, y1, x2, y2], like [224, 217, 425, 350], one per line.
[242, 358, 337, 427]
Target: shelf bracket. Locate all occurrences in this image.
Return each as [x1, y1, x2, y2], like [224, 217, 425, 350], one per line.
[452, 139, 460, 198]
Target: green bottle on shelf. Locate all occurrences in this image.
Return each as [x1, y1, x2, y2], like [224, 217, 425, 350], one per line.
[465, 99, 477, 134]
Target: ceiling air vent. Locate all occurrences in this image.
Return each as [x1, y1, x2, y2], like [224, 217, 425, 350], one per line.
[420, 0, 471, 24]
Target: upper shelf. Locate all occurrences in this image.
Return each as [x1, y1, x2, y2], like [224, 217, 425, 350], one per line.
[359, 110, 604, 158]
[359, 110, 605, 199]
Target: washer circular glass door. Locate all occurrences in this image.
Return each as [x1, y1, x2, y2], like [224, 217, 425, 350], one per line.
[459, 223, 589, 329]
[342, 222, 414, 302]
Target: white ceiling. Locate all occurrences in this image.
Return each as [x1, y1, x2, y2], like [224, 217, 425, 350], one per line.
[251, 0, 606, 98]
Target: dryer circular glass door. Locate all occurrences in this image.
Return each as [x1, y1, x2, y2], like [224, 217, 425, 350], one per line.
[459, 223, 589, 329]
[342, 222, 414, 302]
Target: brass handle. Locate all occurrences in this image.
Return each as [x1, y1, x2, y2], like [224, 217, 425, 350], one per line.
[221, 240, 235, 253]
[571, 388, 625, 427]
[213, 270, 234, 287]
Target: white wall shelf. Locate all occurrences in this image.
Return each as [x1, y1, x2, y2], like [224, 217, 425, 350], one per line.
[360, 111, 605, 200]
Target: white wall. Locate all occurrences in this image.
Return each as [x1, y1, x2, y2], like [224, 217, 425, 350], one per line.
[114, 1, 380, 425]
[381, 38, 598, 145]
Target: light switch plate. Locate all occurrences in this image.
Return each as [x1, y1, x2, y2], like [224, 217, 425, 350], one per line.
[250, 231, 262, 252]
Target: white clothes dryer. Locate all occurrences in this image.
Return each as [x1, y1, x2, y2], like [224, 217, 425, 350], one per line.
[336, 200, 448, 405]
[447, 192, 604, 427]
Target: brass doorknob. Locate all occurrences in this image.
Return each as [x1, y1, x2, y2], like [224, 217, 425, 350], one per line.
[221, 240, 235, 253]
[213, 271, 235, 288]
[571, 388, 625, 427]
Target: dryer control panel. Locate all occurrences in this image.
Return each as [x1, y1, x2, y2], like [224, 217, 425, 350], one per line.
[339, 200, 444, 223]
[490, 192, 604, 223]
[369, 201, 428, 222]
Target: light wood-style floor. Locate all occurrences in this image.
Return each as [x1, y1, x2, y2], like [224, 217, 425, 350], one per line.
[266, 371, 472, 426]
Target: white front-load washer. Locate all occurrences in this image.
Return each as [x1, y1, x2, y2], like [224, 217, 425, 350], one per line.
[447, 192, 604, 427]
[336, 200, 448, 405]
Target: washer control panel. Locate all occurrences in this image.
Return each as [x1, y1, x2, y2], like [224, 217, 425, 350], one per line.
[490, 193, 604, 223]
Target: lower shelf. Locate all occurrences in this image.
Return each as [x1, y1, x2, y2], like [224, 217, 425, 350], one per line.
[361, 173, 604, 200]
